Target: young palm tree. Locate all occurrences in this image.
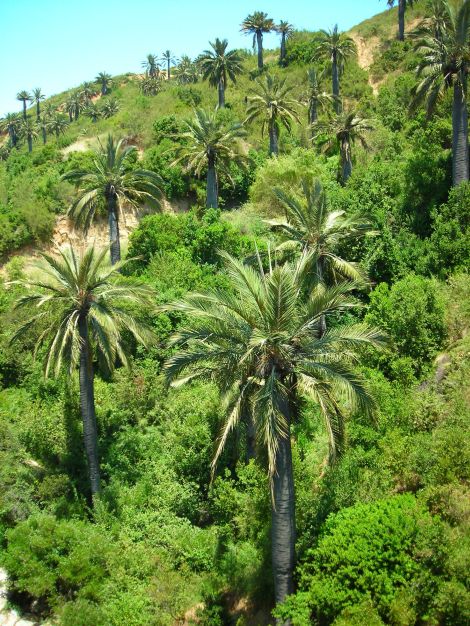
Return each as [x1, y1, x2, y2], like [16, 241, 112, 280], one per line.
[172, 109, 247, 209]
[199, 38, 243, 108]
[161, 50, 176, 79]
[176, 55, 199, 84]
[19, 117, 38, 153]
[163, 252, 384, 614]
[0, 113, 20, 148]
[267, 179, 375, 333]
[276, 21, 294, 66]
[62, 135, 163, 264]
[241, 11, 275, 69]
[64, 92, 82, 122]
[245, 74, 301, 156]
[387, 0, 415, 41]
[306, 68, 334, 125]
[16, 90, 31, 119]
[32, 88, 45, 121]
[96, 72, 112, 96]
[84, 102, 102, 123]
[39, 103, 56, 145]
[139, 75, 163, 96]
[313, 25, 357, 112]
[48, 112, 69, 139]
[413, 0, 470, 186]
[142, 53, 160, 78]
[11, 246, 155, 499]
[102, 98, 120, 119]
[312, 109, 373, 183]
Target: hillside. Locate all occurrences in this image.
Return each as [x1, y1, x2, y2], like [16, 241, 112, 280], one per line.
[1, 3, 470, 626]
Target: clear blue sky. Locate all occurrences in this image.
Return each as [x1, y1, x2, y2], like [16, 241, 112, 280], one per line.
[0, 0, 385, 116]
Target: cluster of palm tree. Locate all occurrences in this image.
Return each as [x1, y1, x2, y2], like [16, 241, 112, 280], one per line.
[241, 11, 295, 68]
[63, 80, 118, 123]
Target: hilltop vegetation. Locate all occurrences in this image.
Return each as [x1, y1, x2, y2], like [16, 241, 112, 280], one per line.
[0, 2, 470, 625]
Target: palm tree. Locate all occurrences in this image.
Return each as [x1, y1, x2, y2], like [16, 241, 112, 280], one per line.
[161, 50, 176, 79]
[199, 38, 243, 108]
[387, 0, 415, 41]
[19, 117, 38, 153]
[16, 90, 31, 119]
[245, 74, 300, 156]
[276, 21, 294, 66]
[306, 68, 334, 125]
[241, 11, 275, 70]
[413, 0, 470, 186]
[142, 53, 160, 78]
[96, 72, 112, 96]
[313, 25, 357, 113]
[172, 109, 246, 209]
[12, 246, 155, 499]
[163, 252, 384, 615]
[176, 55, 199, 84]
[85, 102, 101, 123]
[65, 92, 82, 122]
[62, 135, 163, 265]
[48, 113, 69, 139]
[267, 179, 375, 333]
[0, 113, 20, 147]
[32, 88, 45, 121]
[80, 81, 96, 104]
[40, 103, 56, 145]
[102, 98, 120, 119]
[312, 109, 373, 183]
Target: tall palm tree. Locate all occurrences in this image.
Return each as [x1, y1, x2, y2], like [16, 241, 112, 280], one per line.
[312, 109, 374, 183]
[11, 246, 155, 499]
[176, 55, 199, 84]
[62, 135, 163, 265]
[306, 68, 334, 125]
[199, 38, 243, 108]
[16, 90, 31, 119]
[142, 54, 160, 78]
[32, 88, 45, 121]
[0, 113, 20, 148]
[172, 109, 246, 209]
[313, 25, 357, 113]
[48, 112, 69, 139]
[19, 117, 38, 153]
[276, 21, 294, 66]
[241, 11, 275, 69]
[413, 0, 470, 186]
[387, 0, 415, 41]
[96, 72, 112, 96]
[161, 50, 176, 79]
[64, 92, 82, 122]
[40, 103, 56, 145]
[245, 74, 300, 156]
[163, 252, 384, 615]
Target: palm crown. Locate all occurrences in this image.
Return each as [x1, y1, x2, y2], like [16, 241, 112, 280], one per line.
[96, 72, 112, 95]
[245, 74, 300, 155]
[142, 54, 160, 78]
[241, 11, 275, 69]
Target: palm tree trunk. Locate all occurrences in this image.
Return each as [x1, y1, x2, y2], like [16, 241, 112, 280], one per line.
[398, 0, 406, 41]
[452, 77, 469, 186]
[107, 191, 121, 264]
[269, 121, 279, 156]
[167, 60, 171, 80]
[22, 101, 27, 120]
[308, 101, 317, 126]
[218, 78, 225, 108]
[27, 135, 32, 153]
[280, 33, 286, 66]
[271, 399, 295, 623]
[42, 127, 47, 145]
[341, 137, 352, 183]
[332, 52, 340, 113]
[36, 102, 40, 121]
[78, 314, 101, 498]
[206, 154, 218, 208]
[245, 411, 256, 462]
[257, 30, 264, 70]
[69, 111, 73, 122]
[317, 260, 327, 337]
